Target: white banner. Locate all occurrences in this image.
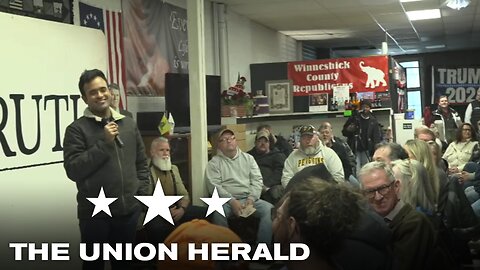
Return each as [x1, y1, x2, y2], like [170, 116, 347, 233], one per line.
[0, 12, 106, 268]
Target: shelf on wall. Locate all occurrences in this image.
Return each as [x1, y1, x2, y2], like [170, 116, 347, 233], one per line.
[221, 108, 393, 124]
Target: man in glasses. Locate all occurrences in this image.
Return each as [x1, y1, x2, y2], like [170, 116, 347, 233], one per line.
[358, 161, 437, 270]
[205, 128, 273, 248]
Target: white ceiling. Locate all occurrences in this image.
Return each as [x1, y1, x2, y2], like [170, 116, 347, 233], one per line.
[217, 0, 480, 57]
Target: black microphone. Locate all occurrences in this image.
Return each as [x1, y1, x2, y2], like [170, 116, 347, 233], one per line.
[101, 118, 124, 148]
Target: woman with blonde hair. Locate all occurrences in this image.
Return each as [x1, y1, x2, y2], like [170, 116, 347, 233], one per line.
[408, 141, 477, 233]
[404, 139, 441, 205]
[391, 159, 436, 214]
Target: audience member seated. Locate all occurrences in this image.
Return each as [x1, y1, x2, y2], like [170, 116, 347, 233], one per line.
[281, 125, 344, 187]
[442, 123, 480, 174]
[391, 159, 437, 216]
[143, 137, 206, 243]
[257, 124, 293, 157]
[372, 142, 409, 165]
[282, 164, 395, 270]
[404, 139, 475, 241]
[403, 139, 441, 205]
[392, 159, 469, 266]
[273, 178, 389, 270]
[415, 125, 446, 154]
[318, 121, 356, 179]
[358, 162, 441, 270]
[427, 139, 449, 173]
[204, 128, 273, 247]
[462, 167, 480, 218]
[285, 163, 335, 191]
[247, 130, 287, 205]
[159, 219, 248, 270]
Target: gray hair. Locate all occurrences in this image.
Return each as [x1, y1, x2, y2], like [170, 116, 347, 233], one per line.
[150, 136, 169, 151]
[358, 161, 396, 187]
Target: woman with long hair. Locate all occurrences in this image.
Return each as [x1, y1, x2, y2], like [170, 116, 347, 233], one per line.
[404, 139, 441, 206]
[442, 123, 480, 175]
[391, 159, 436, 214]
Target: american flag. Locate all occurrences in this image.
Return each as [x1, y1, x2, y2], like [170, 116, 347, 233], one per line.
[79, 2, 127, 110]
[9, 0, 23, 10]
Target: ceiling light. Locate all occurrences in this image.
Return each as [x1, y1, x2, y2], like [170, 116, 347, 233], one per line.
[446, 0, 470, 10]
[406, 9, 441, 21]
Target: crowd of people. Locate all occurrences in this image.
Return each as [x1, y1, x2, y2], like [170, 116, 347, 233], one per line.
[63, 70, 480, 270]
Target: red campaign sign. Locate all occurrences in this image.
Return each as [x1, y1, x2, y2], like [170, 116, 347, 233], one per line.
[288, 55, 390, 96]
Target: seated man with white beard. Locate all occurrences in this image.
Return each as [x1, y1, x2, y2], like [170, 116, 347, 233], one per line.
[144, 137, 206, 243]
[281, 125, 344, 187]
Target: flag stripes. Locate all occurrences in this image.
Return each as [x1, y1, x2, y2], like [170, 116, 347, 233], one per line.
[9, 0, 23, 10]
[104, 9, 127, 110]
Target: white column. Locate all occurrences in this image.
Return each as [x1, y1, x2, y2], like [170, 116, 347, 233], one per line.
[187, 0, 208, 205]
[217, 3, 230, 91]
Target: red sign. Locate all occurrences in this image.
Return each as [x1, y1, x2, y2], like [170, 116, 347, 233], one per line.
[288, 55, 389, 96]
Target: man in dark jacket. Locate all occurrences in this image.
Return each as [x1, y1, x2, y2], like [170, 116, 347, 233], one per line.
[318, 121, 356, 179]
[359, 161, 456, 270]
[342, 100, 382, 172]
[431, 95, 462, 144]
[248, 130, 287, 205]
[256, 124, 292, 157]
[63, 69, 150, 270]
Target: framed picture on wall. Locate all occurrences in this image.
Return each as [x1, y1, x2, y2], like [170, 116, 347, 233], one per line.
[266, 80, 293, 114]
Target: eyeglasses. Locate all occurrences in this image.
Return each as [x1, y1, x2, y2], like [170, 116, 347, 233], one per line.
[218, 136, 235, 143]
[362, 181, 395, 199]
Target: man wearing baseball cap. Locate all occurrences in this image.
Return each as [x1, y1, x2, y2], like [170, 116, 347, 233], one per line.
[247, 129, 287, 205]
[281, 125, 344, 187]
[205, 128, 273, 247]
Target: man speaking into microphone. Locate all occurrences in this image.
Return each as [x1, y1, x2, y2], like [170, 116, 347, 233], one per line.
[63, 69, 150, 270]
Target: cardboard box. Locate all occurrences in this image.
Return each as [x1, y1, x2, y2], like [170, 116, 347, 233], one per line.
[234, 132, 246, 141]
[222, 124, 246, 140]
[236, 139, 248, 152]
[225, 124, 246, 133]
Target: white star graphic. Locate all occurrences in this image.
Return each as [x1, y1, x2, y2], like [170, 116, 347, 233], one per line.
[135, 180, 183, 225]
[86, 187, 118, 217]
[200, 187, 231, 217]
